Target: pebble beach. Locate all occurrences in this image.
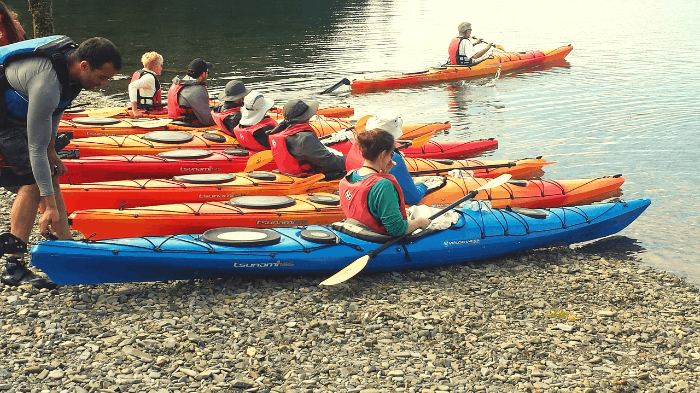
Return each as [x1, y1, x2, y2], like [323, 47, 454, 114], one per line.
[2, 93, 699, 393]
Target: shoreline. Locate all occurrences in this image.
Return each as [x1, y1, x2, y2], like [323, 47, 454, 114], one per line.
[2, 91, 698, 392]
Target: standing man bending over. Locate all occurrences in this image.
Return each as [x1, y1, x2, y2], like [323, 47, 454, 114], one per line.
[0, 36, 121, 288]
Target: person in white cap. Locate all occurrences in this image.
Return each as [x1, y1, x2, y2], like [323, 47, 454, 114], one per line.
[166, 58, 215, 126]
[267, 98, 346, 179]
[231, 90, 277, 151]
[448, 22, 494, 65]
[211, 79, 250, 134]
[345, 108, 445, 205]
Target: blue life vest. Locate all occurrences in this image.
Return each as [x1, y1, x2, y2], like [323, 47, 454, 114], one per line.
[0, 35, 82, 118]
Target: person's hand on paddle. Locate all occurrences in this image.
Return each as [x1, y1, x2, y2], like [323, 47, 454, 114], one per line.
[408, 217, 431, 233]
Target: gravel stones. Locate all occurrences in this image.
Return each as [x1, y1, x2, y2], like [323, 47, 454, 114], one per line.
[1, 91, 699, 391]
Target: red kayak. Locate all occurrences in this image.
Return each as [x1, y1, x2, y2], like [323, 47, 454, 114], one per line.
[60, 138, 498, 184]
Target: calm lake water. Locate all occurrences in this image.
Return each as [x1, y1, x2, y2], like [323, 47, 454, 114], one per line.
[9, 0, 700, 282]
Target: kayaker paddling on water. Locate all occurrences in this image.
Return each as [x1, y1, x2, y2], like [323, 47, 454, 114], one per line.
[267, 98, 346, 179]
[211, 79, 250, 135]
[345, 108, 446, 204]
[448, 22, 494, 65]
[339, 129, 431, 236]
[128, 51, 163, 118]
[167, 58, 215, 126]
[231, 90, 276, 151]
[0, 36, 122, 289]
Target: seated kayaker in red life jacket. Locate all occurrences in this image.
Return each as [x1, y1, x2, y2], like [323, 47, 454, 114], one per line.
[448, 22, 494, 65]
[128, 51, 163, 118]
[166, 58, 215, 126]
[232, 91, 276, 151]
[345, 108, 445, 205]
[211, 79, 250, 135]
[339, 129, 431, 236]
[267, 99, 346, 179]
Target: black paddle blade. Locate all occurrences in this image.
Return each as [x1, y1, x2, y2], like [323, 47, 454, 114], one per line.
[320, 78, 351, 94]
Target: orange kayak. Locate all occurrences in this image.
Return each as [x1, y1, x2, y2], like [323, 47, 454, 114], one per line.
[61, 157, 551, 212]
[63, 117, 352, 157]
[62, 106, 355, 121]
[69, 194, 347, 240]
[351, 45, 573, 92]
[68, 174, 623, 240]
[58, 118, 212, 138]
[403, 156, 553, 180]
[63, 119, 449, 157]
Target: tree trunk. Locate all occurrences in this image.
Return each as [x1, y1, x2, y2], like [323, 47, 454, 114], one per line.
[27, 0, 54, 38]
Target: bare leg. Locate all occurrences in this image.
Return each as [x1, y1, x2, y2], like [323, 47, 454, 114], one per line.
[10, 184, 40, 244]
[50, 175, 71, 240]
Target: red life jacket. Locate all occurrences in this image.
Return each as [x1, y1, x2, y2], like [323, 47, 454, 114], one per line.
[166, 83, 199, 124]
[339, 171, 407, 235]
[130, 69, 162, 106]
[344, 141, 364, 172]
[448, 37, 470, 65]
[268, 123, 316, 176]
[211, 107, 240, 135]
[233, 117, 277, 151]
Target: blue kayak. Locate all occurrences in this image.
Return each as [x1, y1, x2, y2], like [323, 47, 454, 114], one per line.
[30, 198, 650, 285]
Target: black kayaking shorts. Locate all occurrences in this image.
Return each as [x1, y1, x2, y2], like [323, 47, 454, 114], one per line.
[0, 113, 36, 191]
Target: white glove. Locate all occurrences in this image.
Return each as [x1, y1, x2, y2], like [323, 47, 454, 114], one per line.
[413, 176, 446, 192]
[406, 205, 460, 230]
[320, 129, 355, 146]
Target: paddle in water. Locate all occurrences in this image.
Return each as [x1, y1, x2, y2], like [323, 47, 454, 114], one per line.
[319, 174, 513, 286]
[320, 78, 351, 94]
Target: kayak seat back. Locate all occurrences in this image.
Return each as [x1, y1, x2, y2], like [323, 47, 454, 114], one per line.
[331, 218, 436, 244]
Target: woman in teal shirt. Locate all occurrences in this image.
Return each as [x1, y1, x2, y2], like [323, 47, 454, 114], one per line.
[339, 129, 431, 236]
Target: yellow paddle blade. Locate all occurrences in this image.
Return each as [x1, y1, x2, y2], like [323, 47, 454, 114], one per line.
[85, 107, 128, 117]
[409, 130, 436, 148]
[244, 150, 274, 172]
[353, 115, 373, 133]
[319, 255, 370, 286]
[124, 119, 173, 129]
[287, 173, 326, 194]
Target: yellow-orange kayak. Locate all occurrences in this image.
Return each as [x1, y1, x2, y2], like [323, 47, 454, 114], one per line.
[63, 119, 450, 157]
[62, 105, 355, 120]
[403, 156, 553, 180]
[64, 117, 351, 157]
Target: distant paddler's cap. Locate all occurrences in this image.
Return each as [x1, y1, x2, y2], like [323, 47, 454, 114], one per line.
[283, 99, 319, 124]
[365, 108, 403, 139]
[218, 79, 250, 102]
[240, 91, 275, 126]
[458, 22, 472, 35]
[187, 58, 213, 77]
